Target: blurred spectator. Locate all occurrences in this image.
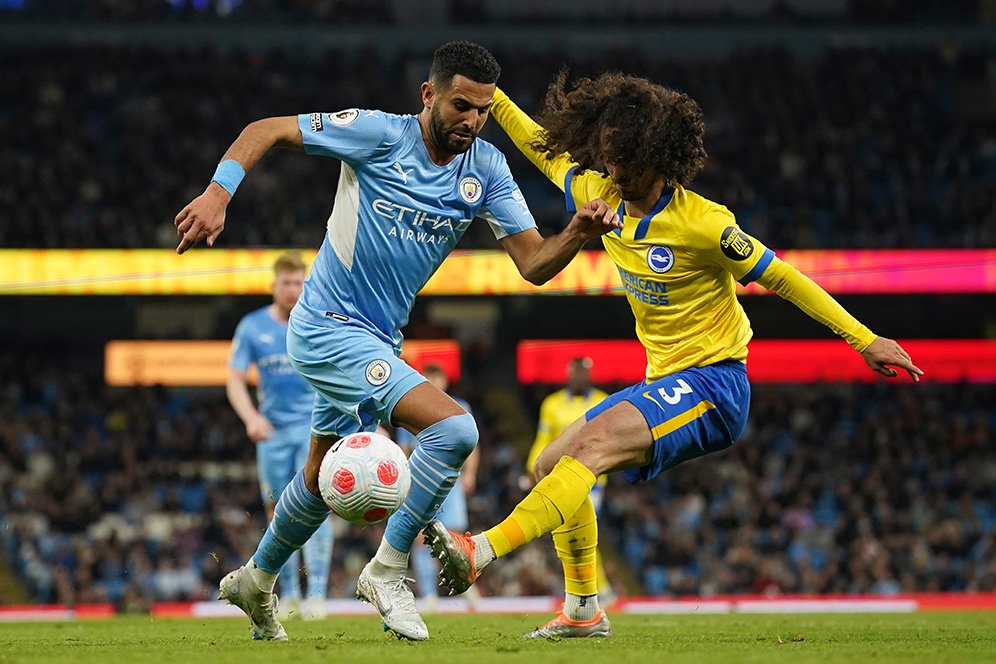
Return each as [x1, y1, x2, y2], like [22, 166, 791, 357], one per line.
[1, 45, 992, 250]
[0, 0, 983, 24]
[1, 352, 994, 605]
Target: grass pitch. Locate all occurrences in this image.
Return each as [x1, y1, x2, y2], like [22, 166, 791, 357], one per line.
[3, 612, 995, 664]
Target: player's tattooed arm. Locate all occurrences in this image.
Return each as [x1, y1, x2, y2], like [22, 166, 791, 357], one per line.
[174, 116, 302, 254]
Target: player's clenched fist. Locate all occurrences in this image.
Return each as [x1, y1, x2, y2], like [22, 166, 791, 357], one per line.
[570, 198, 622, 241]
[174, 182, 230, 254]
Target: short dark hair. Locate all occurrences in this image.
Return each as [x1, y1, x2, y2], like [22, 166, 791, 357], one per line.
[429, 41, 500, 88]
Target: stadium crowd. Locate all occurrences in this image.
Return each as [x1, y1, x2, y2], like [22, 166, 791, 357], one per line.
[1, 353, 993, 606]
[2, 13, 993, 609]
[2, 0, 983, 25]
[1, 44, 993, 250]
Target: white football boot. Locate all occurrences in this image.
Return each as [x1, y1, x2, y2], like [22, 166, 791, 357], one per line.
[218, 565, 288, 641]
[355, 561, 429, 641]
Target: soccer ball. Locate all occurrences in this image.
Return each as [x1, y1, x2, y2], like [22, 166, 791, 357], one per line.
[318, 432, 411, 525]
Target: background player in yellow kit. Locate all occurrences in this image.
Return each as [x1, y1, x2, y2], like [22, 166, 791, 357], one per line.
[425, 72, 923, 638]
[525, 357, 612, 602]
[526, 358, 608, 476]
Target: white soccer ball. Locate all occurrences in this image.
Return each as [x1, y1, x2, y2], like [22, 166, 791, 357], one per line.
[318, 431, 411, 525]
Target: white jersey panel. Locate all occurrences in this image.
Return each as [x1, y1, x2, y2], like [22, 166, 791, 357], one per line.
[327, 162, 361, 271]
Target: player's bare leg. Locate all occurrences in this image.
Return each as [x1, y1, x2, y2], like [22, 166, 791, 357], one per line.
[428, 402, 649, 627]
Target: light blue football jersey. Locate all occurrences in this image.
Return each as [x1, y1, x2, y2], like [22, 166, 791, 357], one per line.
[292, 109, 536, 347]
[230, 307, 314, 429]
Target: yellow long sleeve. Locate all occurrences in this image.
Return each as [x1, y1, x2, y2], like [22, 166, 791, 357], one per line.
[491, 88, 575, 189]
[756, 256, 877, 352]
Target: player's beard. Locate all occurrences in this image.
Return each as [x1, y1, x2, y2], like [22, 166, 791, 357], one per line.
[615, 181, 650, 201]
[429, 106, 477, 155]
[613, 170, 658, 201]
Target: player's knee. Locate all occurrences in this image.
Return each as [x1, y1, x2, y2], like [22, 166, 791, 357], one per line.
[564, 428, 612, 475]
[424, 412, 478, 462]
[448, 412, 479, 460]
[533, 456, 555, 483]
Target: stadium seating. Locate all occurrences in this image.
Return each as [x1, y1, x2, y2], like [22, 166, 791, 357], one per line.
[1, 356, 992, 604]
[1, 45, 992, 249]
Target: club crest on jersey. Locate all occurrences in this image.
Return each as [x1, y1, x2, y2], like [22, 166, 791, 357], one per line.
[720, 226, 754, 261]
[310, 112, 324, 132]
[647, 246, 675, 274]
[365, 359, 391, 386]
[328, 109, 360, 126]
[459, 176, 483, 204]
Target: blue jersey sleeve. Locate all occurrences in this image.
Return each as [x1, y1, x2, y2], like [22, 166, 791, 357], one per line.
[229, 318, 254, 372]
[479, 155, 537, 239]
[298, 109, 391, 165]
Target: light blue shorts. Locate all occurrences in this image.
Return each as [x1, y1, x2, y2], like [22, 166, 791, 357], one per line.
[287, 315, 427, 438]
[256, 422, 311, 503]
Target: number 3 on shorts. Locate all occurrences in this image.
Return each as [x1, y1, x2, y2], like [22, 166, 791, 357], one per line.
[658, 378, 693, 405]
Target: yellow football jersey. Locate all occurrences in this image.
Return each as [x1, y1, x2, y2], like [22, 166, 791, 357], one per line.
[492, 87, 874, 380]
[573, 178, 771, 379]
[526, 387, 608, 473]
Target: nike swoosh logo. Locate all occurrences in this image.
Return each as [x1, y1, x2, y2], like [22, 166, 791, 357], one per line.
[369, 583, 393, 614]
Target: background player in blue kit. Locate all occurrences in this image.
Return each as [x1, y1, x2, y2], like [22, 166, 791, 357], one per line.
[394, 364, 481, 612]
[173, 41, 620, 641]
[226, 252, 332, 622]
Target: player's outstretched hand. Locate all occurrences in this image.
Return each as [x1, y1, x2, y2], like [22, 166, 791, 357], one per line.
[174, 183, 230, 254]
[571, 198, 622, 241]
[861, 336, 923, 382]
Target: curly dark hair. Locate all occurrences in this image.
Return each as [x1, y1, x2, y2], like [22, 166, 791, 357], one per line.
[531, 72, 706, 187]
[429, 41, 501, 88]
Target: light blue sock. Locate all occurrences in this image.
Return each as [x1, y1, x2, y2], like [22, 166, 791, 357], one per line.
[303, 518, 333, 600]
[411, 545, 439, 599]
[279, 550, 302, 600]
[253, 471, 330, 575]
[384, 413, 478, 553]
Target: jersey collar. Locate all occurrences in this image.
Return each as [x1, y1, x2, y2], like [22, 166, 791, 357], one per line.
[622, 186, 674, 241]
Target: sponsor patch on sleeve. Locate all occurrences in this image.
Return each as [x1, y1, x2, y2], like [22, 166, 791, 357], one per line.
[720, 226, 754, 261]
[328, 109, 360, 126]
[310, 112, 324, 132]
